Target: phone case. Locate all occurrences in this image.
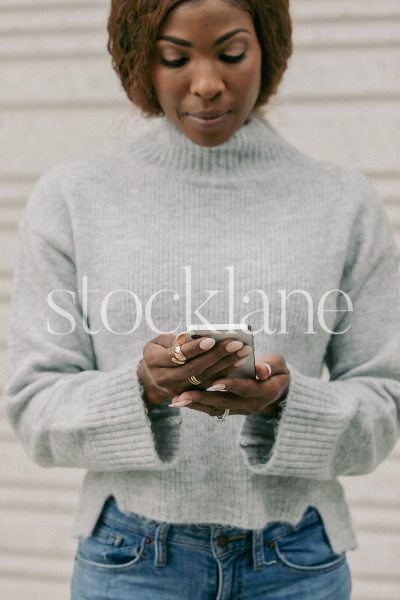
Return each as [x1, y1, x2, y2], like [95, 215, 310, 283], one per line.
[185, 324, 256, 379]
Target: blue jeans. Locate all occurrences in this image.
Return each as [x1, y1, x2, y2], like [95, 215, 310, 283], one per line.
[71, 497, 352, 599]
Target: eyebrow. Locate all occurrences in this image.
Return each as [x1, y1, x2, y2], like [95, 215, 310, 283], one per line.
[156, 28, 251, 48]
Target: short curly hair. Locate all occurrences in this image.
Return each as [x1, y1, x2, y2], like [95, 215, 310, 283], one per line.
[107, 0, 292, 117]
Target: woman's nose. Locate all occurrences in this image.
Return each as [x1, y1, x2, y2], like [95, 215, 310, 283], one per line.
[189, 62, 226, 99]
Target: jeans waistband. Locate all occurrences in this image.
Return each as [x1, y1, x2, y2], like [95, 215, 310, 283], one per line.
[94, 497, 321, 571]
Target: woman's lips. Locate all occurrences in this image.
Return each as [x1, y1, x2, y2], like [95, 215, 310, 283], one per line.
[185, 111, 231, 128]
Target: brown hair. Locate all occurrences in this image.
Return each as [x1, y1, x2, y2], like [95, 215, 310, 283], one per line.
[107, 0, 292, 117]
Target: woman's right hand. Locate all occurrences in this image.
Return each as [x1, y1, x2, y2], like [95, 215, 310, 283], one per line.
[137, 332, 251, 411]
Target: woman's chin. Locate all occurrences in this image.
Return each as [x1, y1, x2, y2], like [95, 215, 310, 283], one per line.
[180, 118, 237, 148]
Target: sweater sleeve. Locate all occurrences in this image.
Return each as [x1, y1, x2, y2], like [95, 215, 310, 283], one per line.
[239, 175, 400, 480]
[3, 171, 182, 471]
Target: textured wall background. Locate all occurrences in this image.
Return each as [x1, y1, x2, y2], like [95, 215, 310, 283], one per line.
[0, 1, 399, 598]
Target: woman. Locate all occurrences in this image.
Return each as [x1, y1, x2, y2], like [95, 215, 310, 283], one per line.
[5, 0, 400, 598]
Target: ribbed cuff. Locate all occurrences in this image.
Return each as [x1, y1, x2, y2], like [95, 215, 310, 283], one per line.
[82, 355, 182, 471]
[239, 363, 346, 480]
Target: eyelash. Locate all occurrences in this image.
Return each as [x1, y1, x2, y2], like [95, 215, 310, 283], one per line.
[160, 52, 246, 68]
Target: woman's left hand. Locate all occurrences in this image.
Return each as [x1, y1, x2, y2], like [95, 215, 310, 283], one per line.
[169, 354, 290, 417]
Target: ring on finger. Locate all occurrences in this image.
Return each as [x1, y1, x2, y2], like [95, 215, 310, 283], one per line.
[171, 344, 188, 365]
[216, 408, 230, 422]
[172, 357, 186, 365]
[264, 362, 272, 377]
[188, 375, 203, 385]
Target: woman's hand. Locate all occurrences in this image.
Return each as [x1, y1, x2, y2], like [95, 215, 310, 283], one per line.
[137, 332, 254, 412]
[168, 354, 290, 418]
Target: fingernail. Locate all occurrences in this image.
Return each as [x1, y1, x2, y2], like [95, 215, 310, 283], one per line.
[236, 346, 251, 358]
[226, 340, 244, 353]
[169, 398, 193, 407]
[206, 384, 226, 392]
[200, 337, 216, 350]
[233, 357, 247, 367]
[175, 332, 186, 344]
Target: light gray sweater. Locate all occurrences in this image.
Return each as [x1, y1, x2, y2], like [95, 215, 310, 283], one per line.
[4, 113, 400, 554]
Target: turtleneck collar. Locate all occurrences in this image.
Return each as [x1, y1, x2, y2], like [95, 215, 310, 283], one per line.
[133, 111, 296, 179]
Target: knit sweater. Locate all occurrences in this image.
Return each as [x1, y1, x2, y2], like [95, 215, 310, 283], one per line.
[4, 113, 400, 555]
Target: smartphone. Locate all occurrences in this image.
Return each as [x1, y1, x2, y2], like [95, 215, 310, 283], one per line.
[185, 324, 256, 380]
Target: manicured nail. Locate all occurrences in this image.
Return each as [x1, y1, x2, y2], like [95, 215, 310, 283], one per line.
[200, 337, 216, 350]
[206, 384, 226, 392]
[226, 340, 244, 353]
[264, 362, 272, 377]
[169, 398, 193, 407]
[233, 357, 247, 367]
[236, 346, 251, 358]
[175, 332, 186, 344]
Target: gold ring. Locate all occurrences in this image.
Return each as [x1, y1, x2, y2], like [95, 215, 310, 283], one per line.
[172, 357, 186, 365]
[188, 375, 203, 385]
[174, 344, 188, 363]
[264, 362, 272, 378]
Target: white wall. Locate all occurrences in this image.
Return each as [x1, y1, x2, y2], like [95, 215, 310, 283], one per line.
[0, 1, 399, 598]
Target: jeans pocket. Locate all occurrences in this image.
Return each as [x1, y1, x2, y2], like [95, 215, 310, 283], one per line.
[76, 522, 148, 572]
[271, 510, 346, 575]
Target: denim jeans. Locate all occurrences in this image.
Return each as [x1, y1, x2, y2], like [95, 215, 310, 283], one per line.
[71, 497, 352, 600]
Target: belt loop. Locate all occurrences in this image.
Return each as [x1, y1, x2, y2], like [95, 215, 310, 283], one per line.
[154, 522, 171, 567]
[252, 529, 265, 571]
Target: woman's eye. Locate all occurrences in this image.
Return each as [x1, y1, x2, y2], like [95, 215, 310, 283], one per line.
[160, 52, 246, 68]
[221, 52, 246, 63]
[160, 57, 187, 68]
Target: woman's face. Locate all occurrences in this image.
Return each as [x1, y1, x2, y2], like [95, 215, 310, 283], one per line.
[151, 0, 262, 147]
